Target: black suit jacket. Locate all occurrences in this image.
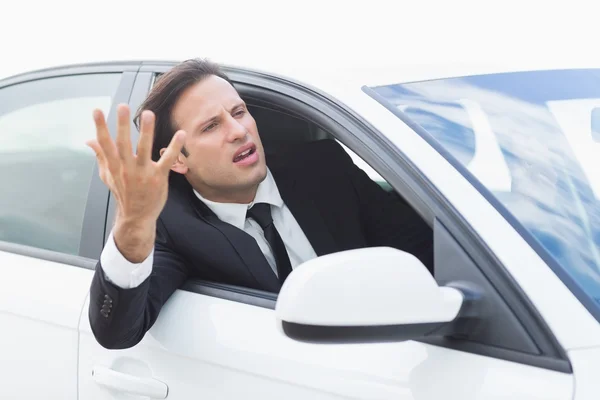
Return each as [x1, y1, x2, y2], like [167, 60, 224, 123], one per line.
[89, 139, 433, 349]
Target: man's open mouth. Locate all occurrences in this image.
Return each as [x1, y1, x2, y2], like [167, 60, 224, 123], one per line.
[233, 145, 257, 163]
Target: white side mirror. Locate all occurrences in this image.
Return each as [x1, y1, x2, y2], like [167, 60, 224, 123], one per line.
[276, 247, 478, 343]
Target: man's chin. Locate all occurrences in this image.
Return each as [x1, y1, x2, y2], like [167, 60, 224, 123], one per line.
[249, 164, 268, 186]
[230, 160, 267, 188]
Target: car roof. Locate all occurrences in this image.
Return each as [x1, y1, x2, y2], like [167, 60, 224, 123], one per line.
[2, 53, 600, 92]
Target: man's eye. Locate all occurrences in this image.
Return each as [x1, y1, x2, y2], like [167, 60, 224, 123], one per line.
[203, 123, 217, 132]
[234, 110, 246, 117]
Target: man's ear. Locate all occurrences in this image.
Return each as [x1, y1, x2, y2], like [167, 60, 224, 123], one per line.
[159, 147, 188, 175]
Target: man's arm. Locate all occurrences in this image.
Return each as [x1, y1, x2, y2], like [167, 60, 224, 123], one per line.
[89, 219, 188, 349]
[85, 105, 187, 349]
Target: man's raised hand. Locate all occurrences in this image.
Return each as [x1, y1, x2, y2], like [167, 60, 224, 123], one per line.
[86, 104, 186, 262]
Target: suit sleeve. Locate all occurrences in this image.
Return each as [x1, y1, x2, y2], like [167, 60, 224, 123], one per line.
[100, 231, 153, 288]
[88, 218, 189, 349]
[329, 141, 435, 274]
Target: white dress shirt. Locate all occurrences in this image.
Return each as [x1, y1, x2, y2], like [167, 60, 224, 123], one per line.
[101, 168, 318, 289]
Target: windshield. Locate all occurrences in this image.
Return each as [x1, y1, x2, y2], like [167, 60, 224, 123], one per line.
[369, 69, 600, 320]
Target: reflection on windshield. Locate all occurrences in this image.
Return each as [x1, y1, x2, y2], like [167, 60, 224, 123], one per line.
[371, 69, 600, 315]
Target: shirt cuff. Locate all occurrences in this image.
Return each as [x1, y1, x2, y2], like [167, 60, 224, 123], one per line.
[100, 231, 153, 289]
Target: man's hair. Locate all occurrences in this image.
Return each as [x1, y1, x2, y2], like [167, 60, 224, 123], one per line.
[133, 58, 234, 162]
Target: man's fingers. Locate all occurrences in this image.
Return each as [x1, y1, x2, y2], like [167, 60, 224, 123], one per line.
[157, 130, 186, 172]
[86, 139, 104, 162]
[87, 139, 110, 182]
[93, 109, 120, 168]
[136, 110, 156, 164]
[115, 104, 133, 163]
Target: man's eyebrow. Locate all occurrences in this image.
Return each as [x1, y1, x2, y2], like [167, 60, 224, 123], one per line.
[229, 101, 246, 112]
[194, 102, 246, 132]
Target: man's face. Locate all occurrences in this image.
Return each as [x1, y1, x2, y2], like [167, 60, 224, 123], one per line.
[170, 75, 267, 202]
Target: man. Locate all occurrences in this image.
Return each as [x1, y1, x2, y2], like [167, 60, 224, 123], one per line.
[87, 59, 433, 350]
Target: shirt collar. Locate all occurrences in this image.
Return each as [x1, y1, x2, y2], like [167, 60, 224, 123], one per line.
[193, 168, 283, 230]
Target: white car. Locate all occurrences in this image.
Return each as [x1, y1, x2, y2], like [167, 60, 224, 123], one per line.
[1, 58, 599, 400]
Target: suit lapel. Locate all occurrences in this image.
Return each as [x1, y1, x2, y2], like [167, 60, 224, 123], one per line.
[271, 168, 338, 257]
[177, 161, 338, 292]
[185, 188, 282, 293]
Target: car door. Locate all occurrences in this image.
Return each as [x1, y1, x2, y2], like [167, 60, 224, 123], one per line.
[77, 66, 575, 400]
[0, 66, 135, 399]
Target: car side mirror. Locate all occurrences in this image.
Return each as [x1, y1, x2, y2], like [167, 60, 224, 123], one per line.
[275, 247, 481, 343]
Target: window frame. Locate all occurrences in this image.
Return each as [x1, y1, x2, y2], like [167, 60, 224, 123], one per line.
[0, 62, 140, 267]
[134, 63, 572, 372]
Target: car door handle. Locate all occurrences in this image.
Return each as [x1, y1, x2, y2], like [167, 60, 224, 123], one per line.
[92, 365, 168, 399]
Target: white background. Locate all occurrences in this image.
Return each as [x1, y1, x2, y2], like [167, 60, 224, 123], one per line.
[1, 0, 599, 79]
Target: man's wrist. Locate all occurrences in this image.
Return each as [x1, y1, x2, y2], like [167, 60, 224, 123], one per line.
[113, 217, 156, 263]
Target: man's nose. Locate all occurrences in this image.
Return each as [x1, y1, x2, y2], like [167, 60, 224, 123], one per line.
[227, 116, 248, 141]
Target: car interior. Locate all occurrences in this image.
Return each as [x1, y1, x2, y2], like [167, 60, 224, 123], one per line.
[247, 102, 329, 155]
[246, 101, 393, 192]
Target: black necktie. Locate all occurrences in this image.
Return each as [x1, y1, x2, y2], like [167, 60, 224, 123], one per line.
[247, 203, 293, 284]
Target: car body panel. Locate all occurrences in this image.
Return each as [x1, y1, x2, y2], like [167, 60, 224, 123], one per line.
[568, 347, 600, 400]
[0, 250, 94, 399]
[78, 289, 573, 400]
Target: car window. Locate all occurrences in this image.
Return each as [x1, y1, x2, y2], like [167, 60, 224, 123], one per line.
[0, 74, 121, 255]
[368, 69, 600, 322]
